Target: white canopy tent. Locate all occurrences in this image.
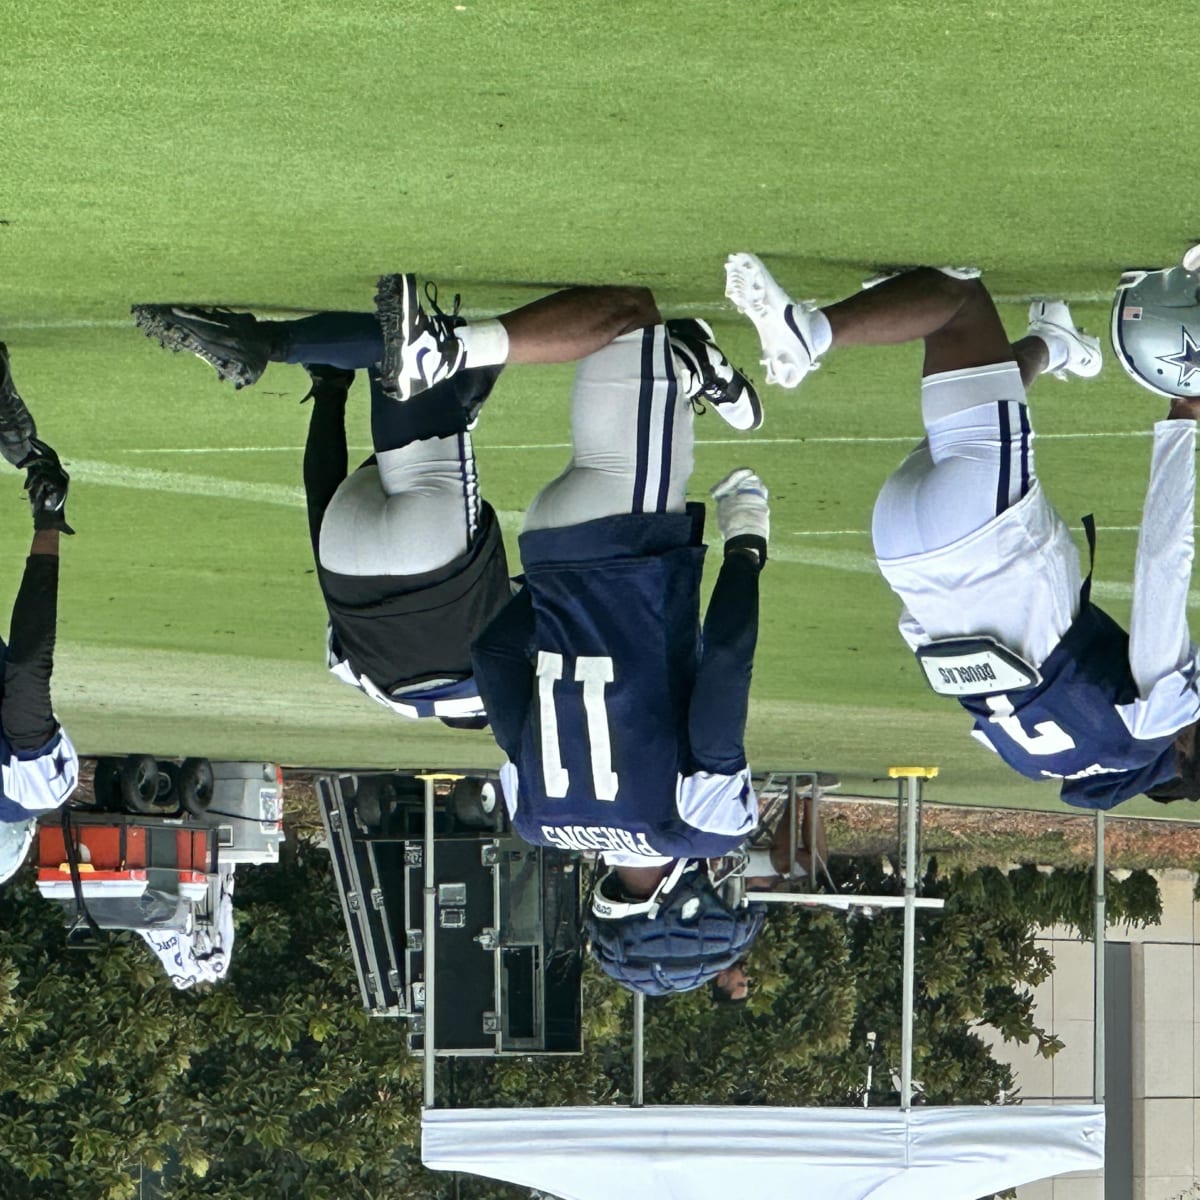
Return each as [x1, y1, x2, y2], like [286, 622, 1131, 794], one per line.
[422, 1104, 1105, 1200]
[415, 770, 1107, 1199]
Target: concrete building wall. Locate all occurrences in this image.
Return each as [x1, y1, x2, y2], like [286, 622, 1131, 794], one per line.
[987, 870, 1200, 1200]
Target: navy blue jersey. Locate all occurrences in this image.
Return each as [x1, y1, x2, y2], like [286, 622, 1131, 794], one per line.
[473, 508, 752, 859]
[959, 604, 1180, 809]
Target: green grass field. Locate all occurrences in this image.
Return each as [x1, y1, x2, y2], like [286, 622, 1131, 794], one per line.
[3, 0, 1195, 816]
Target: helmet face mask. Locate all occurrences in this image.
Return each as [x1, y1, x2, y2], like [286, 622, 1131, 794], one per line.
[590, 858, 693, 922]
[1112, 267, 1200, 400]
[1144, 720, 1200, 802]
[586, 859, 766, 996]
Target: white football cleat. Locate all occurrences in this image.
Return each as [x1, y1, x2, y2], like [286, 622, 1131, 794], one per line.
[711, 466, 770, 546]
[724, 253, 820, 389]
[667, 318, 763, 431]
[1028, 299, 1103, 380]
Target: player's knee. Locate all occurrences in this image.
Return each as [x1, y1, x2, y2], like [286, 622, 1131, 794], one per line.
[914, 267, 985, 310]
[608, 285, 660, 333]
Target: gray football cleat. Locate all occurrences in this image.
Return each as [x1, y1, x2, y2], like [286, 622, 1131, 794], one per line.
[375, 273, 466, 401]
[0, 343, 38, 469]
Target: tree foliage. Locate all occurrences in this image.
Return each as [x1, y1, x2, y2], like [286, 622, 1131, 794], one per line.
[0, 852, 1159, 1198]
[0, 843, 425, 1200]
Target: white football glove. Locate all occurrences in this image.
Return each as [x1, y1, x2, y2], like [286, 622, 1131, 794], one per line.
[710, 467, 769, 546]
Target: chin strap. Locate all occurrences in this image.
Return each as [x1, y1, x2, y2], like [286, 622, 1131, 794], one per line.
[592, 856, 699, 922]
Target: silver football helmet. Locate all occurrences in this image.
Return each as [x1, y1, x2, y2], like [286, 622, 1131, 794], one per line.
[1111, 266, 1200, 399]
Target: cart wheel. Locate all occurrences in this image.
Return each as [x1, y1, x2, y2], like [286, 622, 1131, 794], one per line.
[450, 779, 499, 829]
[179, 758, 214, 816]
[91, 757, 123, 810]
[155, 761, 183, 809]
[120, 755, 160, 813]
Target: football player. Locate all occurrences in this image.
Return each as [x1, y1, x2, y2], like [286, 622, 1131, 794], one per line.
[0, 345, 79, 885]
[726, 253, 1200, 809]
[467, 293, 770, 994]
[135, 280, 753, 726]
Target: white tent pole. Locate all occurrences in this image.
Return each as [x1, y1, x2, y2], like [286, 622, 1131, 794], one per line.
[889, 766, 937, 1110]
[788, 773, 798, 881]
[1093, 811, 1105, 1105]
[423, 773, 438, 1109]
[633, 991, 645, 1108]
[900, 773, 918, 1109]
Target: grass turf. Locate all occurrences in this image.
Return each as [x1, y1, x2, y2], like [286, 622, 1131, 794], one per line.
[2, 0, 1195, 818]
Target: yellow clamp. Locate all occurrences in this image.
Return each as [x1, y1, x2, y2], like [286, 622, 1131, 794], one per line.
[888, 766, 939, 779]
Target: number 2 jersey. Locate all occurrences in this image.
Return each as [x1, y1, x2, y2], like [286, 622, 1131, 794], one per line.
[470, 508, 757, 862]
[959, 602, 1194, 808]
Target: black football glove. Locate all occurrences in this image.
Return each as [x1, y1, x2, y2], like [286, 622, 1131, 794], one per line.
[21, 439, 74, 534]
[300, 363, 355, 404]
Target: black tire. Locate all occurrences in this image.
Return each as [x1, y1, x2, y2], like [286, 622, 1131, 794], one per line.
[155, 761, 176, 798]
[120, 755, 160, 814]
[179, 757, 214, 816]
[450, 779, 499, 829]
[91, 757, 123, 811]
[352, 776, 384, 831]
[155, 761, 183, 810]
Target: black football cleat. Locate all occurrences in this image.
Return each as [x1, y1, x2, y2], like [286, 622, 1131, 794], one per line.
[375, 273, 466, 401]
[0, 343, 38, 469]
[667, 318, 763, 432]
[131, 305, 269, 389]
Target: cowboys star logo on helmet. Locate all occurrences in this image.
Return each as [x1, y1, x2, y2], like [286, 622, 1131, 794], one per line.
[1111, 266, 1200, 398]
[1158, 328, 1200, 389]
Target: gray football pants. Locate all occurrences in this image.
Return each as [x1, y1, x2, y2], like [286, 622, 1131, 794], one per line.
[523, 326, 694, 532]
[318, 434, 480, 576]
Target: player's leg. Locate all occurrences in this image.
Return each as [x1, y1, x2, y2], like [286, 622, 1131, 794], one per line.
[132, 303, 385, 388]
[727, 255, 1102, 390]
[1, 530, 62, 751]
[873, 291, 1104, 559]
[318, 430, 481, 577]
[870, 366, 1037, 559]
[316, 361, 485, 578]
[301, 366, 355, 560]
[726, 257, 1016, 385]
[493, 285, 660, 364]
[687, 470, 769, 775]
[522, 310, 702, 531]
[0, 346, 69, 746]
[374, 275, 661, 400]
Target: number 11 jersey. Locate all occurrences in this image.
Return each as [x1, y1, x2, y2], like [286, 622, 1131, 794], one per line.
[472, 511, 756, 861]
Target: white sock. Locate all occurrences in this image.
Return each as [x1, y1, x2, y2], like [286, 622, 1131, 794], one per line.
[1037, 331, 1070, 374]
[454, 319, 509, 368]
[808, 309, 833, 357]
